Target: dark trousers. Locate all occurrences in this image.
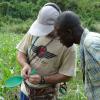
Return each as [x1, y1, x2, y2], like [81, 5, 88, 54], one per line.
[20, 91, 29, 100]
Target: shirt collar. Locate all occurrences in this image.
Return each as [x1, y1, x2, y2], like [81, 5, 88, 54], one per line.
[80, 28, 89, 44]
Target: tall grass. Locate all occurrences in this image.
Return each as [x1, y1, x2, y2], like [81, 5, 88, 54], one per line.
[0, 33, 23, 100]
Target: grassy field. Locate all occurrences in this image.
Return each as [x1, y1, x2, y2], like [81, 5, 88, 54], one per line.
[0, 33, 23, 100]
[0, 33, 87, 100]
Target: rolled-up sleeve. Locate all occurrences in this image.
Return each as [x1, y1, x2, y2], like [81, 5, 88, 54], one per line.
[16, 33, 32, 54]
[59, 45, 77, 76]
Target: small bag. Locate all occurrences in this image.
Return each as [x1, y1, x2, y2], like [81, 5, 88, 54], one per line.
[59, 82, 67, 95]
[24, 81, 56, 100]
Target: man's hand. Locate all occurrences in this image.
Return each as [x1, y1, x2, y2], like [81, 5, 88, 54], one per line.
[21, 63, 31, 79]
[17, 51, 31, 79]
[28, 74, 41, 85]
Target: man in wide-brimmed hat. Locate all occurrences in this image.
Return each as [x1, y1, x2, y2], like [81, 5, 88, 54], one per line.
[16, 4, 76, 100]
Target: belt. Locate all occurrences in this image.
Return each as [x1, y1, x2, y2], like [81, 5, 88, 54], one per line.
[24, 81, 56, 100]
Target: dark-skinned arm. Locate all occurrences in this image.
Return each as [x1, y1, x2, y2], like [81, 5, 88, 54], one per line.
[17, 51, 29, 68]
[44, 74, 71, 84]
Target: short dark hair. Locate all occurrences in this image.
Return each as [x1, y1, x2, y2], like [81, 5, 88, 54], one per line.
[55, 11, 80, 31]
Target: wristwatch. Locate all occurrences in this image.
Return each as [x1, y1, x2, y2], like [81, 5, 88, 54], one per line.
[39, 76, 45, 84]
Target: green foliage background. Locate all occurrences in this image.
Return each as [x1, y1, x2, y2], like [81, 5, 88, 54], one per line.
[0, 0, 100, 100]
[0, 0, 100, 34]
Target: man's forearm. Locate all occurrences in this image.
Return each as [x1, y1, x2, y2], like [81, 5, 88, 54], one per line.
[17, 51, 29, 68]
[44, 74, 71, 84]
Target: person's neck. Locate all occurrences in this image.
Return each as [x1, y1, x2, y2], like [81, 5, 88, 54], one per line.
[46, 32, 57, 39]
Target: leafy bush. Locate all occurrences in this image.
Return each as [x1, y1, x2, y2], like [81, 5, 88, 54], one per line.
[0, 0, 100, 33]
[0, 15, 33, 34]
[0, 2, 36, 20]
[91, 23, 100, 32]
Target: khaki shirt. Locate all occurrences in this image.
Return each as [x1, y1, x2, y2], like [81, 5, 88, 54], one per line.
[16, 33, 76, 95]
